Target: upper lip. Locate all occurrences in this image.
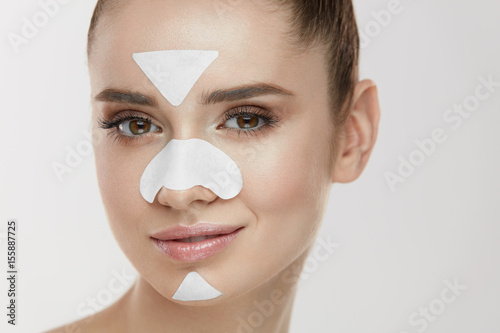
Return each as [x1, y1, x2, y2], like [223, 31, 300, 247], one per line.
[151, 223, 243, 241]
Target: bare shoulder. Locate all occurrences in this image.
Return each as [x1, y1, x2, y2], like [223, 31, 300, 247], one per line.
[43, 285, 133, 333]
[43, 314, 98, 333]
[43, 302, 125, 333]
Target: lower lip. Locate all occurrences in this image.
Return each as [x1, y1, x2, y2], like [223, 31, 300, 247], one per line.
[152, 228, 243, 262]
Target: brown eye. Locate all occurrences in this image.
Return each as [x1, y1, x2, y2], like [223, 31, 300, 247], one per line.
[130, 120, 151, 134]
[226, 115, 264, 130]
[236, 116, 260, 128]
[119, 119, 159, 136]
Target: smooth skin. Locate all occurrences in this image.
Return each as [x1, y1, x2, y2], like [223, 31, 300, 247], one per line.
[48, 0, 380, 332]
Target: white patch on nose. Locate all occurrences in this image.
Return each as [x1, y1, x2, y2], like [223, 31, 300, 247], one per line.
[140, 138, 243, 203]
[132, 50, 218, 106]
[172, 271, 222, 301]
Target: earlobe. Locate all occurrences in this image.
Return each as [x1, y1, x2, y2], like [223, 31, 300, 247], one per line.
[332, 79, 381, 183]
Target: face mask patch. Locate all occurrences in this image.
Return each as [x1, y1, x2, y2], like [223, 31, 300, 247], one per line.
[132, 50, 218, 106]
[172, 271, 222, 301]
[140, 138, 243, 203]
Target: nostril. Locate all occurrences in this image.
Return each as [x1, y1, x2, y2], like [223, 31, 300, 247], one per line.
[156, 186, 217, 210]
[139, 138, 243, 204]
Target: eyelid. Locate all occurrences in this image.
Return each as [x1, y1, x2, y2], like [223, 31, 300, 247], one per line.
[98, 110, 163, 130]
[221, 105, 281, 123]
[97, 110, 162, 145]
[217, 104, 281, 137]
[97, 105, 281, 144]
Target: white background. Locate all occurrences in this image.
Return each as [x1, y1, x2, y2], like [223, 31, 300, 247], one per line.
[1, 0, 499, 332]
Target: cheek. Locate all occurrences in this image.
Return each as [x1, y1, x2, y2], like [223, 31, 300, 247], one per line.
[240, 130, 332, 222]
[228, 126, 333, 287]
[234, 112, 335, 258]
[94, 143, 153, 238]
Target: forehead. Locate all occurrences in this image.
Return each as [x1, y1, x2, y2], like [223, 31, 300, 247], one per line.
[89, 0, 326, 99]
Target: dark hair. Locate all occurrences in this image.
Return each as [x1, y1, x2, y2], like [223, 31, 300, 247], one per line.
[87, 0, 359, 134]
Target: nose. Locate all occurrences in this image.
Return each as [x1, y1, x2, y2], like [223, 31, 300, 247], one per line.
[156, 185, 218, 210]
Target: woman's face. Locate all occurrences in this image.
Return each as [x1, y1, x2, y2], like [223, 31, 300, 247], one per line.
[90, 0, 337, 303]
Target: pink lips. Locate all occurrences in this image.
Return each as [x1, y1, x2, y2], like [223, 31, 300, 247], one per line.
[151, 223, 244, 262]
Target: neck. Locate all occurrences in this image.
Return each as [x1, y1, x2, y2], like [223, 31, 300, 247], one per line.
[114, 253, 308, 333]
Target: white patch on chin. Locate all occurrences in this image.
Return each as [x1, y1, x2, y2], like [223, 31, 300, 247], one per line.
[172, 271, 222, 301]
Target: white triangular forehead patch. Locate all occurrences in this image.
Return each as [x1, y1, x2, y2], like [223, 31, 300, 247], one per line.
[172, 271, 222, 301]
[132, 50, 218, 106]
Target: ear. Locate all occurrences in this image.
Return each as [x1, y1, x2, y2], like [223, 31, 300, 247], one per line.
[332, 79, 381, 183]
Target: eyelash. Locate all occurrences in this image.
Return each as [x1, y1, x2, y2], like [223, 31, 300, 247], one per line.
[97, 111, 159, 145]
[219, 106, 281, 137]
[97, 106, 281, 144]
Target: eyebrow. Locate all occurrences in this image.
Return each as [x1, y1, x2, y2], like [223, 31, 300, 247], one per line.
[94, 83, 293, 107]
[94, 89, 159, 108]
[201, 83, 293, 105]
